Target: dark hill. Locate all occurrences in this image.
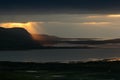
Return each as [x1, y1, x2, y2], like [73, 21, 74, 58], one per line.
[0, 27, 42, 50]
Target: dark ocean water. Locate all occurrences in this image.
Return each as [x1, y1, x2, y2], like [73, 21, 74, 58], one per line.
[0, 49, 120, 62]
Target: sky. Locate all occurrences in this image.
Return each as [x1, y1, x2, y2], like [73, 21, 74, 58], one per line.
[0, 0, 120, 38]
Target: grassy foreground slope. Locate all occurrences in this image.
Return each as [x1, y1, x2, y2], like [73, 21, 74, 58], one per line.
[0, 61, 120, 80]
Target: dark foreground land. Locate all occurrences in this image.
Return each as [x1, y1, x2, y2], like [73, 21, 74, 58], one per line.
[0, 61, 120, 80]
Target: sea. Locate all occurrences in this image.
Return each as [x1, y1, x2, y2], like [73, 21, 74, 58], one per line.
[0, 49, 120, 62]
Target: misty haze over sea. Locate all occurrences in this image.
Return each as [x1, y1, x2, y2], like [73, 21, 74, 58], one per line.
[0, 49, 120, 62]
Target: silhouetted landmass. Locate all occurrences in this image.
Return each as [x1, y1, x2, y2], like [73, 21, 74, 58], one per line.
[33, 34, 120, 45]
[1, 27, 120, 50]
[0, 27, 42, 50]
[55, 39, 120, 45]
[63, 39, 120, 45]
[0, 28, 96, 50]
[32, 34, 120, 48]
[41, 46, 96, 49]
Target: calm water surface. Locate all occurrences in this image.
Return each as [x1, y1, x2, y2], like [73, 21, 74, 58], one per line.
[0, 49, 120, 62]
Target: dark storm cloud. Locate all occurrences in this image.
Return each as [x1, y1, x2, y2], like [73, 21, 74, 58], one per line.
[0, 0, 120, 14]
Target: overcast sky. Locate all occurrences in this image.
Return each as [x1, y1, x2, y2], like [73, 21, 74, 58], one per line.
[1, 0, 120, 38]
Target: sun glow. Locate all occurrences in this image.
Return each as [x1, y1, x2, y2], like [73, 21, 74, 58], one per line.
[0, 22, 45, 40]
[107, 14, 120, 18]
[87, 15, 103, 18]
[0, 22, 43, 40]
[0, 22, 42, 34]
[82, 22, 110, 25]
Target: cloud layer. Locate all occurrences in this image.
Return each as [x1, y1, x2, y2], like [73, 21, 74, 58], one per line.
[0, 0, 120, 14]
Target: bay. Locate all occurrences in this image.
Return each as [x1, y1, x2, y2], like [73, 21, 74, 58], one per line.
[0, 49, 120, 62]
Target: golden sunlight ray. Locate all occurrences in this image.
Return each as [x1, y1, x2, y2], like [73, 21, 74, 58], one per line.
[87, 15, 103, 18]
[107, 14, 120, 18]
[0, 22, 45, 40]
[0, 22, 43, 34]
[82, 22, 111, 25]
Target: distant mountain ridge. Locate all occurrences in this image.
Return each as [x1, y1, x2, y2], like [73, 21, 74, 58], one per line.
[32, 34, 120, 48]
[32, 34, 120, 45]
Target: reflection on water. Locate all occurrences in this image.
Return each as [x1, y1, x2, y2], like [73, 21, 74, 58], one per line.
[0, 49, 120, 62]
